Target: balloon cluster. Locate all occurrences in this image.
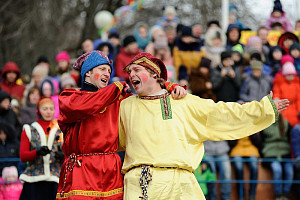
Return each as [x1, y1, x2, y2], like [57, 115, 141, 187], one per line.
[94, 0, 145, 38]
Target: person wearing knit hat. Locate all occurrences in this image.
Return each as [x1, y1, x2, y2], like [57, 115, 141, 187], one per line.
[0, 166, 23, 199]
[282, 62, 297, 76]
[265, 0, 293, 32]
[57, 50, 186, 199]
[19, 96, 63, 200]
[55, 51, 70, 76]
[60, 73, 76, 90]
[281, 54, 294, 66]
[273, 62, 299, 126]
[250, 60, 263, 71]
[0, 62, 25, 102]
[118, 52, 290, 200]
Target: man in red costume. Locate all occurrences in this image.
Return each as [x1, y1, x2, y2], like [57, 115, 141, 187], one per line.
[56, 50, 185, 199]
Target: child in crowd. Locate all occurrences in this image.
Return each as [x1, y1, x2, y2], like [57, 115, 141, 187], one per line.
[0, 166, 23, 200]
[273, 62, 300, 126]
[0, 62, 25, 103]
[240, 60, 271, 102]
[269, 46, 284, 77]
[289, 42, 300, 76]
[265, 0, 293, 32]
[134, 22, 151, 51]
[156, 6, 179, 28]
[194, 155, 216, 200]
[189, 57, 216, 101]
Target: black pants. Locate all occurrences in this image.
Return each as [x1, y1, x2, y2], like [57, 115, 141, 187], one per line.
[20, 181, 58, 200]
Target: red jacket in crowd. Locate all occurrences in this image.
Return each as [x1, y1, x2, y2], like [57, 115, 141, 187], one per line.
[0, 62, 25, 101]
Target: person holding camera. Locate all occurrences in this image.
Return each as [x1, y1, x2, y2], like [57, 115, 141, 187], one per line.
[19, 97, 64, 200]
[211, 51, 242, 102]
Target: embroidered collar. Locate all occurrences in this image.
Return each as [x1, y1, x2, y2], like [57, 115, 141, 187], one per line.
[139, 90, 170, 100]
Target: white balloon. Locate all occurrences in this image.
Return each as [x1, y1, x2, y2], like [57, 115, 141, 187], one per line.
[94, 10, 114, 29]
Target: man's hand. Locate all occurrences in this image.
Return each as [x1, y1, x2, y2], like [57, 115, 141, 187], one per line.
[171, 85, 187, 100]
[270, 91, 289, 113]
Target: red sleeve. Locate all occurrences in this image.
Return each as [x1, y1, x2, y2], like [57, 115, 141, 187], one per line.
[58, 81, 126, 123]
[164, 82, 187, 93]
[19, 129, 37, 162]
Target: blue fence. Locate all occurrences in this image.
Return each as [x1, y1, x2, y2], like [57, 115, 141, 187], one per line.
[199, 157, 300, 200]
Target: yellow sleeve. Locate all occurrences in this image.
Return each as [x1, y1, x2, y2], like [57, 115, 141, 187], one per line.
[190, 95, 278, 141]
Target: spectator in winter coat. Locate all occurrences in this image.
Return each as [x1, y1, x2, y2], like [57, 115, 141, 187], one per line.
[273, 62, 300, 126]
[0, 166, 23, 200]
[0, 91, 21, 139]
[134, 22, 151, 51]
[211, 51, 242, 102]
[20, 86, 41, 125]
[202, 27, 227, 68]
[240, 61, 271, 102]
[173, 25, 205, 78]
[261, 114, 293, 200]
[269, 46, 284, 77]
[189, 57, 216, 101]
[226, 23, 244, 51]
[257, 26, 272, 65]
[0, 62, 25, 102]
[229, 133, 261, 200]
[265, 0, 293, 32]
[115, 35, 141, 82]
[277, 32, 299, 55]
[0, 121, 19, 176]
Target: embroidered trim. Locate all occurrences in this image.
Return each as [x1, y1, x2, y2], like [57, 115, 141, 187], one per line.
[124, 57, 161, 75]
[160, 95, 172, 120]
[114, 81, 123, 91]
[267, 94, 279, 121]
[139, 93, 170, 100]
[56, 187, 123, 199]
[166, 83, 175, 91]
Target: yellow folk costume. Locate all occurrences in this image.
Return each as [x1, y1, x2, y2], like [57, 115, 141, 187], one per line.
[119, 91, 278, 200]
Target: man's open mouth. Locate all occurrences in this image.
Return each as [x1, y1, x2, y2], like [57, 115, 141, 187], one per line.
[132, 80, 140, 86]
[101, 78, 108, 83]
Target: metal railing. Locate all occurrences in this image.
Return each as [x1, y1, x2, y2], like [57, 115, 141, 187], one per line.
[198, 157, 300, 200]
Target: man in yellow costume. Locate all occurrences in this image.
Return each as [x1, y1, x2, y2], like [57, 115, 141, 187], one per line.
[118, 52, 289, 200]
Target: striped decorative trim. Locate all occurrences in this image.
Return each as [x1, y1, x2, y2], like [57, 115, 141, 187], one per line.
[166, 83, 175, 91]
[56, 187, 123, 199]
[114, 81, 123, 91]
[160, 95, 172, 120]
[267, 94, 279, 121]
[124, 57, 161, 75]
[139, 93, 170, 100]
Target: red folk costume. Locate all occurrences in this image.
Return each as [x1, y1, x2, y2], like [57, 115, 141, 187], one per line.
[56, 51, 180, 200]
[56, 51, 127, 200]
